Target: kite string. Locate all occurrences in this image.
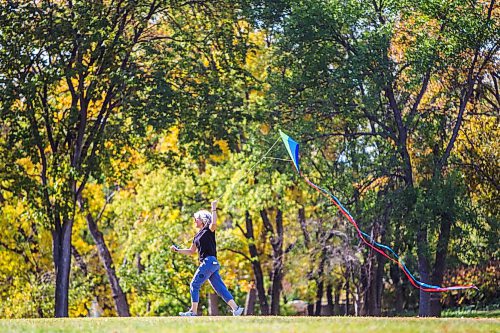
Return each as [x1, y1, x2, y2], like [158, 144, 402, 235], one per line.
[175, 137, 281, 248]
[215, 136, 281, 201]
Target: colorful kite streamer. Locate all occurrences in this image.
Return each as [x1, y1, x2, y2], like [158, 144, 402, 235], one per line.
[279, 130, 478, 292]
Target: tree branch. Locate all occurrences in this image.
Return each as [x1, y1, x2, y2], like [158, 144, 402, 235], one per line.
[220, 248, 251, 262]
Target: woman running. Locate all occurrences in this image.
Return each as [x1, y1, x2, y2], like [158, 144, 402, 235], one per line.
[171, 200, 244, 316]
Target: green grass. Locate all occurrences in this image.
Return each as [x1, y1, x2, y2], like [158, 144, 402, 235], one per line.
[442, 305, 500, 318]
[443, 309, 500, 318]
[0, 317, 499, 333]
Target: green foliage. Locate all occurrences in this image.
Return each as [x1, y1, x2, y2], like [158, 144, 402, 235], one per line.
[0, 0, 497, 319]
[257, 0, 498, 314]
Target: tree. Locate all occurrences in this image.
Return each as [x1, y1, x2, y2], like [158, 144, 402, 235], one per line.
[254, 0, 499, 316]
[0, 0, 254, 317]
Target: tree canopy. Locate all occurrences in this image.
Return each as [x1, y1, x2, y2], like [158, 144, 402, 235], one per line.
[0, 0, 498, 318]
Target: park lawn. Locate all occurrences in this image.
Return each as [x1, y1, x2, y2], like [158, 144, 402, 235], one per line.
[0, 316, 499, 333]
[443, 308, 500, 318]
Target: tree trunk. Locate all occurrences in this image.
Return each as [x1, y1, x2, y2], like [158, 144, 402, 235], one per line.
[86, 211, 130, 316]
[345, 268, 350, 316]
[271, 210, 284, 315]
[373, 206, 389, 316]
[252, 260, 269, 315]
[261, 209, 284, 315]
[364, 219, 387, 316]
[373, 252, 385, 316]
[208, 293, 219, 315]
[298, 207, 310, 247]
[53, 218, 73, 317]
[361, 250, 373, 316]
[325, 283, 334, 316]
[334, 284, 341, 315]
[244, 211, 269, 315]
[429, 212, 453, 316]
[314, 279, 324, 316]
[390, 256, 404, 314]
[72, 245, 105, 317]
[315, 246, 327, 316]
[368, 217, 389, 316]
[244, 286, 256, 315]
[417, 203, 454, 317]
[299, 206, 318, 316]
[72, 245, 88, 275]
[417, 228, 432, 316]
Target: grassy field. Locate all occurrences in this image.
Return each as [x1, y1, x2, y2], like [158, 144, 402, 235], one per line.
[0, 316, 499, 333]
[442, 307, 500, 318]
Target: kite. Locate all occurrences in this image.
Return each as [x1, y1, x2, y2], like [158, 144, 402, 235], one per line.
[279, 130, 477, 292]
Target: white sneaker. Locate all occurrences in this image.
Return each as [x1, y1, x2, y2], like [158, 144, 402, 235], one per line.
[232, 306, 244, 316]
[179, 310, 197, 316]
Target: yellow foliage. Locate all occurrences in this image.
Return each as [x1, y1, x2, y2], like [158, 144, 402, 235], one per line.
[105, 145, 146, 181]
[88, 92, 107, 118]
[83, 183, 106, 210]
[260, 124, 270, 135]
[236, 28, 270, 89]
[69, 298, 91, 317]
[352, 176, 391, 195]
[168, 208, 181, 222]
[15, 157, 37, 176]
[156, 127, 179, 153]
[238, 279, 253, 293]
[202, 56, 210, 68]
[209, 140, 230, 162]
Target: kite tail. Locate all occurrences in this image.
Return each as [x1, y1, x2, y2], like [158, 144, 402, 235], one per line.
[300, 172, 478, 293]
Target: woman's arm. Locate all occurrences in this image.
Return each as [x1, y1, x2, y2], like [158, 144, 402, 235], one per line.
[209, 200, 217, 232]
[171, 242, 196, 255]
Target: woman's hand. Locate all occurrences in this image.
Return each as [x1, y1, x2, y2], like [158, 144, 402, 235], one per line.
[210, 200, 218, 232]
[172, 243, 196, 255]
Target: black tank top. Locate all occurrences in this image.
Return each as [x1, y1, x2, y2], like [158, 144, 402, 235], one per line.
[193, 226, 217, 262]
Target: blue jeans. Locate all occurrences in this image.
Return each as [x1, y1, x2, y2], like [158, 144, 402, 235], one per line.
[190, 256, 233, 303]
